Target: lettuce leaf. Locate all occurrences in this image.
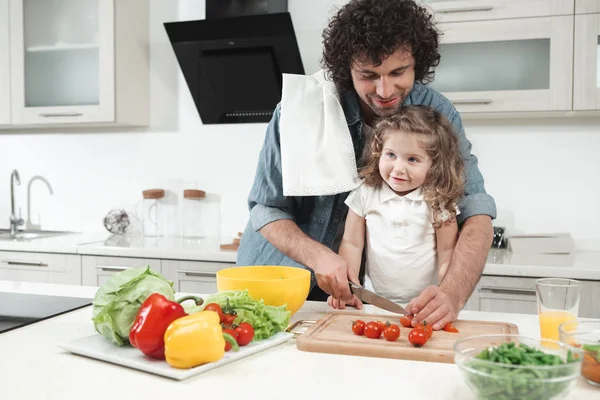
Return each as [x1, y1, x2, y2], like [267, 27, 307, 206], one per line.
[92, 266, 175, 346]
[185, 290, 291, 341]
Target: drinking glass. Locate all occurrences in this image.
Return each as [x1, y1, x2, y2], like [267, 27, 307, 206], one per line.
[536, 278, 581, 341]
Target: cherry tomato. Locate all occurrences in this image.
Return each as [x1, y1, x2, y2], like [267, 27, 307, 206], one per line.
[234, 322, 255, 346]
[204, 303, 224, 322]
[416, 321, 433, 340]
[223, 328, 238, 351]
[376, 320, 389, 331]
[408, 328, 428, 348]
[443, 322, 459, 333]
[352, 320, 366, 336]
[400, 315, 413, 328]
[222, 313, 237, 327]
[383, 324, 400, 342]
[364, 321, 382, 339]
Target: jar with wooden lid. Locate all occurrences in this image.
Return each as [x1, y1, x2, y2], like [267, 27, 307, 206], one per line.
[138, 189, 165, 237]
[182, 189, 207, 238]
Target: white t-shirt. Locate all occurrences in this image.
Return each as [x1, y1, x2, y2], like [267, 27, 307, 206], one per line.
[345, 182, 445, 304]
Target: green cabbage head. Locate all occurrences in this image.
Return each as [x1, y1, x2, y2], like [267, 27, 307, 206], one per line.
[92, 266, 175, 346]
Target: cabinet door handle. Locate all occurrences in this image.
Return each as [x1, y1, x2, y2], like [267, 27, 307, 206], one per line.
[437, 5, 494, 13]
[481, 288, 536, 296]
[2, 260, 47, 267]
[39, 112, 83, 118]
[452, 99, 493, 105]
[95, 265, 130, 272]
[178, 270, 217, 278]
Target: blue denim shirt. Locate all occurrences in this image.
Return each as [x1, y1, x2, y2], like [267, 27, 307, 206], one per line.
[237, 82, 497, 273]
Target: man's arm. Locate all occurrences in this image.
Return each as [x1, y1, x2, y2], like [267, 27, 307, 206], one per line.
[260, 220, 353, 301]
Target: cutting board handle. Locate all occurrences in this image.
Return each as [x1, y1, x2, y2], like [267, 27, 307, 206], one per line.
[286, 320, 316, 336]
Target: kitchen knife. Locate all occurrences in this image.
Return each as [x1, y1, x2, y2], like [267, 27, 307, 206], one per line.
[349, 282, 410, 316]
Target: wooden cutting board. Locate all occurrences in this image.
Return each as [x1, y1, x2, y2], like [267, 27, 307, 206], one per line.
[296, 312, 519, 364]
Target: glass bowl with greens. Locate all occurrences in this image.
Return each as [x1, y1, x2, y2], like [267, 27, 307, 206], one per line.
[454, 334, 583, 400]
[559, 319, 600, 387]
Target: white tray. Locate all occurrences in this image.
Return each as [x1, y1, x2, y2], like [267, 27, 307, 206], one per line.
[58, 331, 293, 380]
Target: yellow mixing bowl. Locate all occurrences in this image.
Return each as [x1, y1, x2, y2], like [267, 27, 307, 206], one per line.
[216, 266, 311, 315]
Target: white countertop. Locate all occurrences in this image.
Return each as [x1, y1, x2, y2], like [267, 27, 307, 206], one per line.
[485, 249, 600, 280]
[0, 281, 597, 399]
[0, 231, 110, 254]
[76, 235, 238, 262]
[1, 231, 600, 279]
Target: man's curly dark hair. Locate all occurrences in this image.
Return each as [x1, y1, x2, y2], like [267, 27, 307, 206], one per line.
[321, 0, 441, 92]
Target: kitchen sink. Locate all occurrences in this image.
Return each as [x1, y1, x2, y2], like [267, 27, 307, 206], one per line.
[0, 229, 75, 241]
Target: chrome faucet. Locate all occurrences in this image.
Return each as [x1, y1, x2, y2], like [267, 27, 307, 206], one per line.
[10, 170, 24, 236]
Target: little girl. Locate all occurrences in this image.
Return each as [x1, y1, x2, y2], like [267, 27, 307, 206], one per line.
[328, 104, 465, 308]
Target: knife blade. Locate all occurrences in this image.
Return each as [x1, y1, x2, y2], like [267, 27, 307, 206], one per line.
[349, 282, 410, 316]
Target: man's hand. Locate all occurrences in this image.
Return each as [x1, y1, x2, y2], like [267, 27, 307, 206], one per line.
[407, 285, 460, 330]
[312, 251, 354, 302]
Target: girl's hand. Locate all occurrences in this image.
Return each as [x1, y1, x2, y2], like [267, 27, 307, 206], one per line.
[327, 294, 363, 310]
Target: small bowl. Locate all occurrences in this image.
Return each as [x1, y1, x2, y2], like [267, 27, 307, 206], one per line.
[216, 265, 311, 315]
[559, 319, 600, 387]
[454, 334, 583, 400]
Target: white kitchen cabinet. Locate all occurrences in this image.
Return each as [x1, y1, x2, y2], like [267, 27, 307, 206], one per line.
[81, 256, 161, 287]
[0, 251, 81, 285]
[576, 0, 600, 13]
[162, 260, 234, 294]
[420, 0, 574, 23]
[573, 12, 600, 109]
[7, 0, 148, 127]
[431, 16, 574, 114]
[0, 0, 10, 125]
[470, 275, 600, 318]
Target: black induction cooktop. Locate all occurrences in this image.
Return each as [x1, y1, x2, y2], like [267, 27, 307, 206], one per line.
[0, 292, 93, 334]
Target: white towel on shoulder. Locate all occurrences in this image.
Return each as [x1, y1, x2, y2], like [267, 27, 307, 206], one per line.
[279, 69, 362, 197]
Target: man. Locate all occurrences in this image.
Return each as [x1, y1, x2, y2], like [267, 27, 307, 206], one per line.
[237, 0, 496, 330]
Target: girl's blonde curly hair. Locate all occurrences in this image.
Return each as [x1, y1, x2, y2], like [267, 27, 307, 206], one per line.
[359, 105, 465, 228]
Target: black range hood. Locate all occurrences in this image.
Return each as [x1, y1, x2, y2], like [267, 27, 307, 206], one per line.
[164, 0, 305, 124]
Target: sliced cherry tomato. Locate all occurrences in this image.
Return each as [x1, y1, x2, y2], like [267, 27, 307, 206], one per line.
[222, 313, 237, 327]
[383, 324, 400, 342]
[223, 328, 238, 351]
[376, 320, 389, 331]
[400, 315, 413, 328]
[352, 320, 366, 336]
[408, 328, 428, 347]
[443, 322, 459, 333]
[416, 321, 433, 340]
[204, 303, 224, 322]
[234, 322, 255, 346]
[364, 321, 382, 339]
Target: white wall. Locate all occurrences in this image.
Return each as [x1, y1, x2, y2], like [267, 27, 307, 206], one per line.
[0, 0, 599, 245]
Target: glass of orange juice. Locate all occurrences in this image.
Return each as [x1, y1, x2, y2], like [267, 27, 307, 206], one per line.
[536, 278, 581, 341]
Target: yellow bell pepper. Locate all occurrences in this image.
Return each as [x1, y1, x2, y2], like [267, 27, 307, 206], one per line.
[163, 311, 226, 369]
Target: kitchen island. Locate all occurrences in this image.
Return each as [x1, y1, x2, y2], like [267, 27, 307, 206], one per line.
[0, 282, 598, 399]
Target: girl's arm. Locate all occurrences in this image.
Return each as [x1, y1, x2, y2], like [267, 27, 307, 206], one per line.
[339, 208, 366, 284]
[436, 219, 459, 284]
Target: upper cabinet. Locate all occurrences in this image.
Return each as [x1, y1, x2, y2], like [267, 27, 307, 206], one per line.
[574, 12, 600, 109]
[423, 1, 600, 117]
[420, 0, 575, 22]
[0, 0, 10, 126]
[576, 0, 600, 13]
[430, 16, 574, 113]
[3, 0, 149, 129]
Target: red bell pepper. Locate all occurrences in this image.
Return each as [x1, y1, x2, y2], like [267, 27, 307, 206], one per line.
[129, 293, 203, 360]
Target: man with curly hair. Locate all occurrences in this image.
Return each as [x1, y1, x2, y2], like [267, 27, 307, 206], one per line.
[238, 0, 496, 330]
